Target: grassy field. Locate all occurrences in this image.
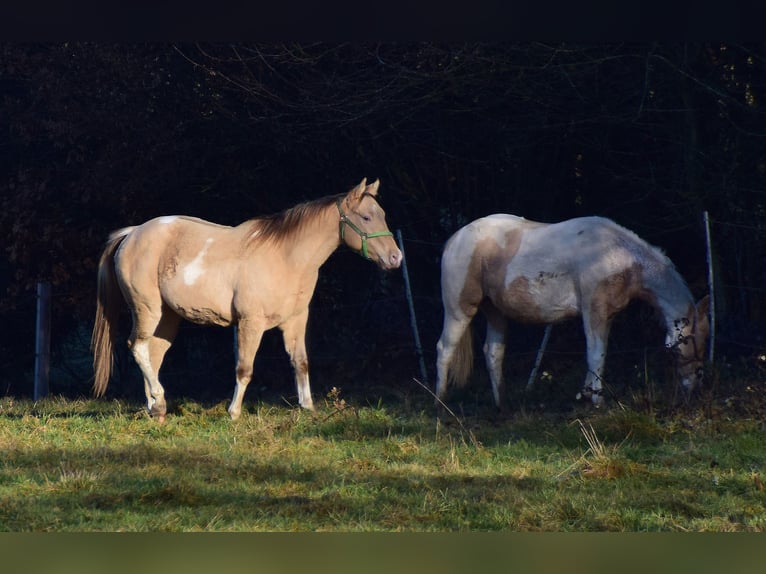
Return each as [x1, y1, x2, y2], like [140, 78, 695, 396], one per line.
[1, 384, 765, 532]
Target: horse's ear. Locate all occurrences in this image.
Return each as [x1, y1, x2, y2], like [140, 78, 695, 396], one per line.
[366, 179, 380, 196]
[696, 294, 711, 316]
[348, 178, 367, 203]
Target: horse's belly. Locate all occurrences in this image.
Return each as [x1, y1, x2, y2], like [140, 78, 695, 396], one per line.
[161, 280, 233, 326]
[494, 273, 580, 324]
[175, 303, 232, 326]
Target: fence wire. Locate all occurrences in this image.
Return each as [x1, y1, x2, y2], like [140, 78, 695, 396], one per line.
[5, 213, 765, 402]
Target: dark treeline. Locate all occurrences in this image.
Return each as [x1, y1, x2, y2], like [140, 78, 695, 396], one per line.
[1, 43, 764, 404]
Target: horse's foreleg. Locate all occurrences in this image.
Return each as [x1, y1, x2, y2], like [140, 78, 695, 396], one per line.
[279, 312, 314, 411]
[581, 316, 611, 407]
[482, 308, 508, 409]
[229, 320, 264, 421]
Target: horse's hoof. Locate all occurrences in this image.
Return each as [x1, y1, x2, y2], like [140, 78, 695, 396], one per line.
[591, 394, 605, 409]
[150, 403, 167, 423]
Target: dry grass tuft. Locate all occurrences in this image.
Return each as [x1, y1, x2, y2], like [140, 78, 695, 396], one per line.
[557, 419, 630, 480]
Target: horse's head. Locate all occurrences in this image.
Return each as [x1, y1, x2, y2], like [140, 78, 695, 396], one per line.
[667, 295, 710, 392]
[338, 178, 402, 270]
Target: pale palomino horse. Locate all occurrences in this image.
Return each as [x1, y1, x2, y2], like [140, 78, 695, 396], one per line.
[435, 214, 710, 409]
[91, 179, 402, 422]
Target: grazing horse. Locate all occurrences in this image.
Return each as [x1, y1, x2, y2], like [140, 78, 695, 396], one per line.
[435, 214, 710, 409]
[91, 178, 402, 421]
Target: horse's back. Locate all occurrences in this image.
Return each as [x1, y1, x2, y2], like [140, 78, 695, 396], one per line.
[444, 213, 640, 264]
[527, 216, 662, 278]
[440, 214, 653, 324]
[115, 216, 235, 271]
[112, 215, 243, 324]
[440, 214, 546, 317]
[140, 215, 234, 236]
[461, 214, 644, 267]
[443, 214, 538, 261]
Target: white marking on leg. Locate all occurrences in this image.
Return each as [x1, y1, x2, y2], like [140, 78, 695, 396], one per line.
[143, 380, 153, 409]
[483, 330, 506, 408]
[183, 237, 214, 286]
[296, 372, 314, 410]
[228, 379, 247, 420]
[435, 337, 451, 400]
[132, 339, 165, 411]
[581, 317, 608, 406]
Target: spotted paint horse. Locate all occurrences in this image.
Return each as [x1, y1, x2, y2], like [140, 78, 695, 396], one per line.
[91, 179, 402, 421]
[435, 214, 710, 409]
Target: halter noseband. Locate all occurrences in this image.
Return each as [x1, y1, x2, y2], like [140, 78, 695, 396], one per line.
[336, 197, 393, 260]
[669, 315, 704, 371]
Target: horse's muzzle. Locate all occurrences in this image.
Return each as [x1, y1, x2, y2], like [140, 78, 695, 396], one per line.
[380, 250, 403, 270]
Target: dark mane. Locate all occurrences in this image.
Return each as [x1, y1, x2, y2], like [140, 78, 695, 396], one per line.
[244, 193, 344, 247]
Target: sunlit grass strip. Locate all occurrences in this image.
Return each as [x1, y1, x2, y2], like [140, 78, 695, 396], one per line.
[0, 395, 765, 531]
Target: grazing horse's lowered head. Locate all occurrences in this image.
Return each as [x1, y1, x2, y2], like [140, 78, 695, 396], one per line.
[666, 295, 710, 392]
[435, 214, 711, 411]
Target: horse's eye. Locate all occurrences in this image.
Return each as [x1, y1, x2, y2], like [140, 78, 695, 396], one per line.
[362, 215, 372, 222]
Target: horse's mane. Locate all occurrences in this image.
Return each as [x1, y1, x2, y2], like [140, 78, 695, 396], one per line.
[605, 219, 675, 269]
[244, 193, 345, 247]
[603, 217, 692, 301]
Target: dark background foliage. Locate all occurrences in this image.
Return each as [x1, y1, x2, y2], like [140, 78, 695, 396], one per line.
[1, 43, 764, 406]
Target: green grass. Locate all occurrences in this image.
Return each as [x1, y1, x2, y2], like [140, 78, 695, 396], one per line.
[1, 391, 765, 531]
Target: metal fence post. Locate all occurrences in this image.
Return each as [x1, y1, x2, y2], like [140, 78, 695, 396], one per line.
[34, 282, 51, 401]
[703, 211, 715, 365]
[395, 230, 429, 386]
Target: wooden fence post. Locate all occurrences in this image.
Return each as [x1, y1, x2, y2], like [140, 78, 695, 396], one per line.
[34, 282, 51, 401]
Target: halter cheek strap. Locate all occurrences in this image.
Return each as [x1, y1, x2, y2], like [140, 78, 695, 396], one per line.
[336, 198, 393, 260]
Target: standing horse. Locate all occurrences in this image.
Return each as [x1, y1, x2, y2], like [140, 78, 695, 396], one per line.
[435, 214, 710, 409]
[91, 178, 402, 421]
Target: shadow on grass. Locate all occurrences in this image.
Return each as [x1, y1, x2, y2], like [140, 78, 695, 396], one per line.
[0, 442, 546, 531]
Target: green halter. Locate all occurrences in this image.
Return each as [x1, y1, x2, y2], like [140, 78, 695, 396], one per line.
[336, 198, 393, 260]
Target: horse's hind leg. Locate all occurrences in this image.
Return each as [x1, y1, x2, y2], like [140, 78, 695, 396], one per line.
[129, 306, 181, 422]
[435, 310, 474, 406]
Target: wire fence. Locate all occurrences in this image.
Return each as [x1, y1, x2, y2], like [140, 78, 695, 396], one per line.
[5, 212, 765, 403]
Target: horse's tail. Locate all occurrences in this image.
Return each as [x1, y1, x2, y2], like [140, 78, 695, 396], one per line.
[91, 227, 133, 397]
[448, 324, 474, 388]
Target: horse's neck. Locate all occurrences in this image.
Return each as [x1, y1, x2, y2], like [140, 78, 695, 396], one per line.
[280, 207, 341, 270]
[644, 265, 693, 331]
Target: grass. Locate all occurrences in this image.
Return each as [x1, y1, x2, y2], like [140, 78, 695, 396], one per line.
[1, 389, 765, 531]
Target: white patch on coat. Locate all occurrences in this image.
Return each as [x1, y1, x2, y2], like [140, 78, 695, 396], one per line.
[132, 339, 151, 372]
[158, 216, 178, 225]
[183, 238, 214, 286]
